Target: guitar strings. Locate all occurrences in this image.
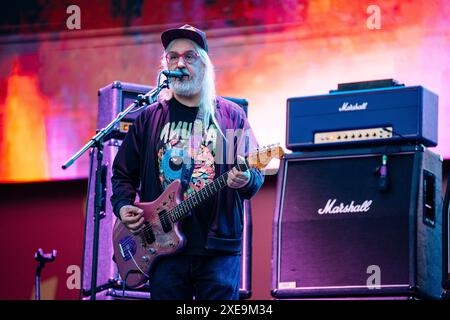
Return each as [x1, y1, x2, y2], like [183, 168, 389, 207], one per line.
[119, 163, 247, 249]
[118, 172, 231, 250]
[119, 173, 228, 249]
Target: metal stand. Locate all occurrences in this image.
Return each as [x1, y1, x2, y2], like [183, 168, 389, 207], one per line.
[34, 248, 57, 300]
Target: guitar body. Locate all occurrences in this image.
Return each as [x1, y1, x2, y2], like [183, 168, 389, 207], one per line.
[112, 180, 186, 288]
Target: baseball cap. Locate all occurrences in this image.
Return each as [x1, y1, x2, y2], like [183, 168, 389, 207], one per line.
[161, 24, 208, 53]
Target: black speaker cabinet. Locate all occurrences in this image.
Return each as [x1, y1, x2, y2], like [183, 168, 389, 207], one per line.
[81, 81, 252, 299]
[271, 145, 444, 299]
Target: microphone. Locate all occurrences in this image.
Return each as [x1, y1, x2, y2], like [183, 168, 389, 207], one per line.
[378, 154, 389, 192]
[162, 69, 188, 78]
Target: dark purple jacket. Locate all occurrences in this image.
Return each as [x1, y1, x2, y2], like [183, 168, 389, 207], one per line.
[111, 96, 264, 254]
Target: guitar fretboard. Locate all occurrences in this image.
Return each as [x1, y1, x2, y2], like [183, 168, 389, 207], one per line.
[169, 162, 248, 222]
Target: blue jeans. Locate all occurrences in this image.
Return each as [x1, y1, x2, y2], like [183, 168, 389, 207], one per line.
[149, 254, 241, 300]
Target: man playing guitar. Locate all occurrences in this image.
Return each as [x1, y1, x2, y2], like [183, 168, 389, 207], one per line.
[111, 24, 264, 300]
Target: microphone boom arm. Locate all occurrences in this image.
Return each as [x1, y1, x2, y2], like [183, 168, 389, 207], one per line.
[62, 76, 169, 170]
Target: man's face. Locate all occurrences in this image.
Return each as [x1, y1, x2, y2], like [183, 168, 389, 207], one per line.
[166, 39, 205, 97]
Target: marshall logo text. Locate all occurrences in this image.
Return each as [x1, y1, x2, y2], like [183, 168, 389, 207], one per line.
[338, 102, 368, 112]
[318, 199, 373, 215]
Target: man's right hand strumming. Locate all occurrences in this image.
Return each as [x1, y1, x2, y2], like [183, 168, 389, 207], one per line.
[119, 205, 144, 235]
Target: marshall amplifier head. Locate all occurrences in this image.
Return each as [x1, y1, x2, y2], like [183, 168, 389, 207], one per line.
[271, 144, 444, 299]
[286, 86, 438, 150]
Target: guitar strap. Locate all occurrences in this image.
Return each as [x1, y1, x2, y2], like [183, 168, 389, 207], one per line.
[180, 159, 194, 194]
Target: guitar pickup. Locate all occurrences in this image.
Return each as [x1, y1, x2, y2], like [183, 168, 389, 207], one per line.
[143, 222, 156, 245]
[158, 210, 172, 233]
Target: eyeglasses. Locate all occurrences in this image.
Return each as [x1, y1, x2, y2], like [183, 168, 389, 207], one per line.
[166, 50, 199, 66]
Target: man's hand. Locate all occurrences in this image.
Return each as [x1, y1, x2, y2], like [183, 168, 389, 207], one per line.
[227, 167, 250, 189]
[119, 205, 145, 235]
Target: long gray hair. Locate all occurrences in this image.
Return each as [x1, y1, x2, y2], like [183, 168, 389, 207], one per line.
[161, 40, 224, 137]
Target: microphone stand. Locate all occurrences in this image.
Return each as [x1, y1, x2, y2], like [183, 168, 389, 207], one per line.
[34, 248, 57, 300]
[62, 74, 169, 300]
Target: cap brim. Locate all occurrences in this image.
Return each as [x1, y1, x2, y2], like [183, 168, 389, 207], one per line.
[161, 28, 207, 52]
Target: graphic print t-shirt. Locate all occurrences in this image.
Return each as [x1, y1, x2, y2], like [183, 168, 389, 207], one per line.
[157, 98, 218, 255]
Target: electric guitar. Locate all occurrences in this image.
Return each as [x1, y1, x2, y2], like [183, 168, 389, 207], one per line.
[112, 144, 284, 288]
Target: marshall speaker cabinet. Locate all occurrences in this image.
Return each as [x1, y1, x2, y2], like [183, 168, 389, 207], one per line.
[81, 81, 252, 299]
[271, 144, 444, 299]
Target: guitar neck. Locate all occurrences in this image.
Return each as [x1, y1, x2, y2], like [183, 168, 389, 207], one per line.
[169, 162, 248, 222]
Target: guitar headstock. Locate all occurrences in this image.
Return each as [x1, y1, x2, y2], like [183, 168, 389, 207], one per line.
[247, 144, 285, 170]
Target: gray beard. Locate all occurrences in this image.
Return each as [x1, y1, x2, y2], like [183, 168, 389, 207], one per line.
[170, 74, 203, 97]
